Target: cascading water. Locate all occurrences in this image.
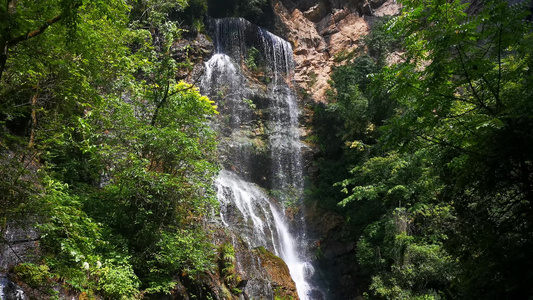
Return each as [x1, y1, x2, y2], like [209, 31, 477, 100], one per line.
[202, 18, 317, 299]
[0, 275, 25, 300]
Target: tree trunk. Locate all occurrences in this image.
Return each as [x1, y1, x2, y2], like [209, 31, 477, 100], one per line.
[28, 86, 39, 148]
[0, 42, 7, 80]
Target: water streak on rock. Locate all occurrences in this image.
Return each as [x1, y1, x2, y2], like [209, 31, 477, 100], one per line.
[202, 17, 315, 299]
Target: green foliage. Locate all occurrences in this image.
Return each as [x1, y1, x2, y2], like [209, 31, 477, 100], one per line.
[129, 0, 188, 27]
[83, 80, 218, 294]
[129, 0, 208, 36]
[148, 230, 215, 276]
[0, 0, 219, 298]
[236, 0, 270, 21]
[37, 178, 102, 288]
[0, 151, 38, 227]
[243, 98, 257, 109]
[339, 150, 440, 207]
[308, 22, 400, 214]
[274, 286, 294, 300]
[326, 0, 533, 298]
[363, 17, 399, 65]
[14, 263, 52, 289]
[355, 205, 456, 299]
[98, 261, 140, 299]
[219, 243, 240, 289]
[179, 0, 209, 33]
[245, 46, 263, 74]
[379, 1, 533, 296]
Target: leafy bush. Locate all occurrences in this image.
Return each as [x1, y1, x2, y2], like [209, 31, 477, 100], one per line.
[219, 243, 240, 288]
[14, 263, 52, 289]
[245, 47, 263, 74]
[0, 0, 219, 297]
[98, 261, 140, 299]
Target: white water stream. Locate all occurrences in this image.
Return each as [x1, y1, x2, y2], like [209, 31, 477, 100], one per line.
[0, 275, 25, 300]
[215, 170, 313, 299]
[202, 18, 315, 299]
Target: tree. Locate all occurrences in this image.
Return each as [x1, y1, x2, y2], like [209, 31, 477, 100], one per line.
[384, 1, 533, 295]
[1, 0, 219, 297]
[83, 80, 218, 293]
[1, 0, 132, 229]
[337, 0, 533, 298]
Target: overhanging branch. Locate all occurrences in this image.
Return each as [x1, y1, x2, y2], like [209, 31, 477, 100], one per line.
[0, 9, 71, 80]
[8, 14, 62, 46]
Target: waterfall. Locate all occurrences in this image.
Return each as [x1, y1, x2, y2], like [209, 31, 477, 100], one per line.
[202, 18, 316, 299]
[1, 275, 25, 300]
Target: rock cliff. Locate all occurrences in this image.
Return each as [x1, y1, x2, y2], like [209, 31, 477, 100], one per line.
[272, 0, 400, 102]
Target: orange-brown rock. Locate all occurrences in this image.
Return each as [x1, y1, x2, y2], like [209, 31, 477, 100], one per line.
[253, 246, 299, 300]
[273, 0, 400, 102]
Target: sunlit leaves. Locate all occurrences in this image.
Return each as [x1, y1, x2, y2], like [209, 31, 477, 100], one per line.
[98, 261, 140, 298]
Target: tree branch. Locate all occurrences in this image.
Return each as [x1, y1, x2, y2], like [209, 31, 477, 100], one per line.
[455, 44, 495, 115]
[417, 133, 485, 158]
[0, 234, 24, 264]
[8, 14, 62, 47]
[151, 80, 171, 126]
[0, 14, 62, 80]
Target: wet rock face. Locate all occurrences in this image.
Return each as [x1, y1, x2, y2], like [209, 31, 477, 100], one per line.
[0, 226, 40, 271]
[203, 17, 313, 299]
[0, 225, 39, 300]
[272, 0, 400, 102]
[171, 34, 214, 64]
[170, 33, 214, 82]
[268, 2, 401, 295]
[303, 203, 363, 300]
[0, 275, 25, 300]
[207, 225, 298, 300]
